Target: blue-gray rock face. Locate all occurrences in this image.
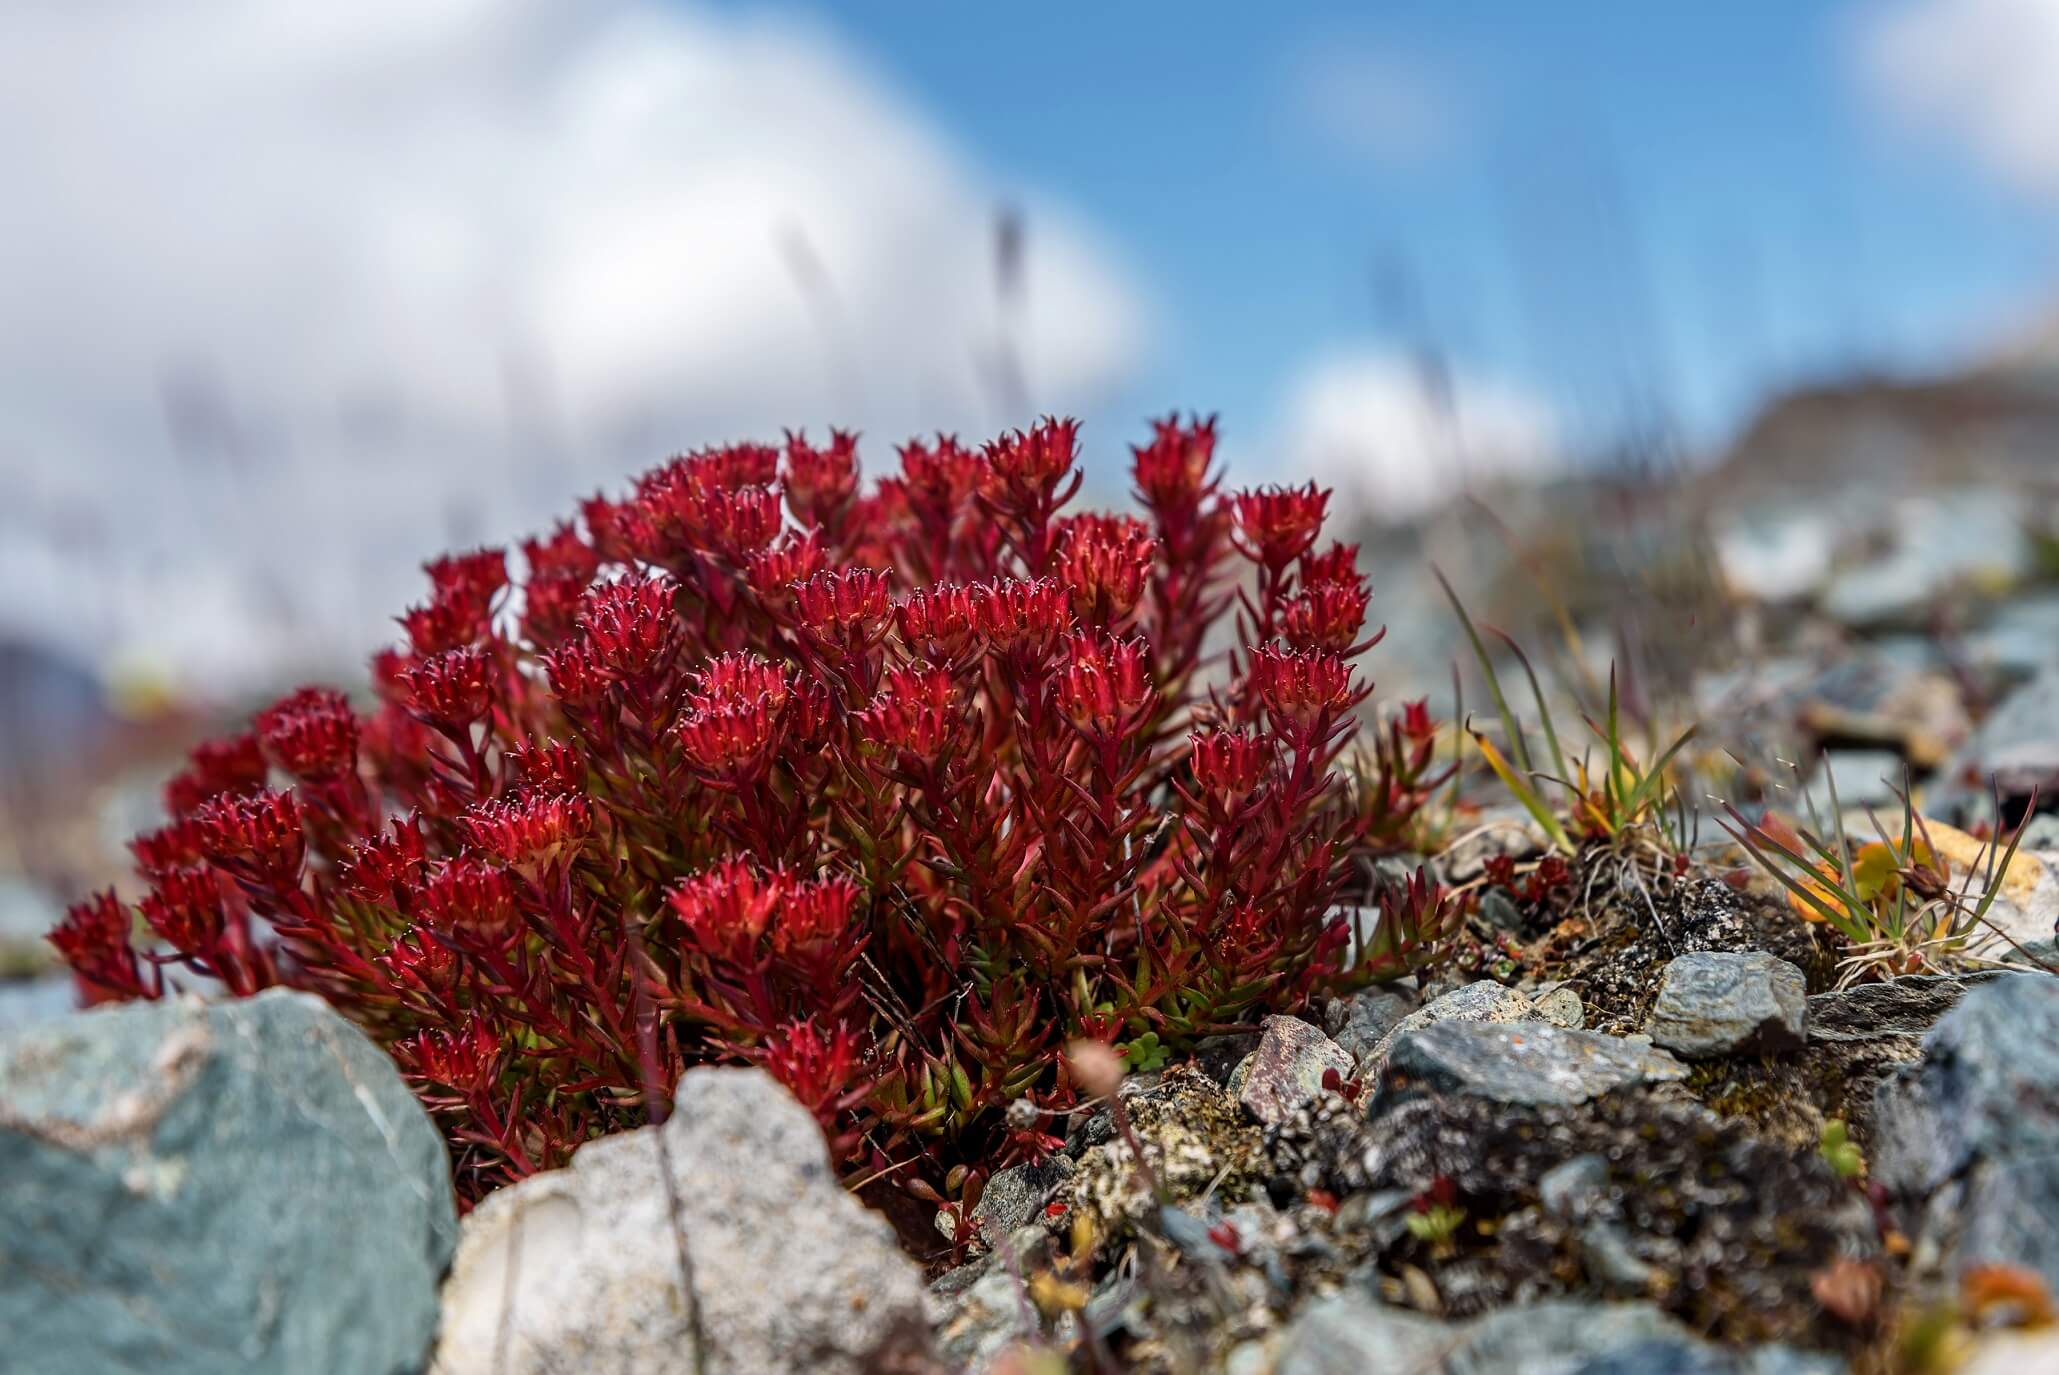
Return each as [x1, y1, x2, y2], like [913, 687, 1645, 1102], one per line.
[1872, 972, 2059, 1293]
[0, 988, 456, 1375]
[1377, 1022, 1687, 1110]
[1646, 951, 1808, 1059]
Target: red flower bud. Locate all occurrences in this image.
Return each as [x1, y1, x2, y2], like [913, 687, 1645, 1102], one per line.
[1298, 540, 1363, 590]
[520, 571, 590, 648]
[669, 857, 787, 963]
[1056, 514, 1156, 623]
[402, 646, 495, 726]
[196, 788, 306, 882]
[425, 547, 508, 619]
[677, 699, 783, 775]
[1057, 633, 1153, 732]
[899, 434, 988, 522]
[858, 664, 960, 760]
[399, 1015, 502, 1095]
[1233, 483, 1329, 569]
[1132, 413, 1218, 509]
[543, 638, 609, 707]
[379, 927, 455, 990]
[1249, 645, 1356, 728]
[792, 568, 892, 634]
[48, 891, 145, 1001]
[759, 1016, 865, 1125]
[139, 865, 228, 953]
[256, 686, 360, 779]
[983, 416, 1078, 496]
[745, 530, 827, 605]
[578, 575, 677, 679]
[340, 816, 430, 906]
[895, 584, 980, 660]
[1191, 729, 1270, 796]
[414, 858, 520, 941]
[507, 739, 586, 793]
[1400, 698, 1436, 743]
[783, 428, 861, 526]
[691, 652, 792, 716]
[771, 873, 863, 956]
[971, 577, 1071, 655]
[458, 792, 593, 872]
[1281, 580, 1370, 652]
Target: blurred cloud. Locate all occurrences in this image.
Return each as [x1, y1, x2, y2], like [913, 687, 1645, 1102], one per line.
[1857, 0, 2059, 201]
[0, 0, 1144, 692]
[1277, 353, 1559, 519]
[1281, 35, 1470, 170]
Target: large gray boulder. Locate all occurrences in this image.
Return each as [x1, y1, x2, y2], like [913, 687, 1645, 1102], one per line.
[0, 989, 456, 1375]
[431, 1066, 930, 1375]
[1872, 972, 2059, 1293]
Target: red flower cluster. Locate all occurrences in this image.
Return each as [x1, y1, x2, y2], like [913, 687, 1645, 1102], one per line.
[52, 414, 1450, 1207]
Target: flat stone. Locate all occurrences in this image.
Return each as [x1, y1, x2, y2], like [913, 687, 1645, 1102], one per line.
[0, 989, 456, 1375]
[1359, 980, 1542, 1078]
[1378, 1022, 1688, 1110]
[1533, 986, 1585, 1029]
[1646, 951, 1808, 1058]
[432, 1066, 929, 1375]
[1806, 974, 1990, 1044]
[1236, 1015, 1353, 1126]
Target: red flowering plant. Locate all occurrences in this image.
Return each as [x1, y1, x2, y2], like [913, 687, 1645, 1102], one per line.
[51, 414, 1454, 1207]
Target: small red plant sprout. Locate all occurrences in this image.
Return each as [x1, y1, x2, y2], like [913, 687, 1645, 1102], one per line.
[54, 415, 1419, 1204]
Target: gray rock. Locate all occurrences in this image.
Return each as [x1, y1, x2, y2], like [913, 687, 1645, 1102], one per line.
[0, 973, 75, 1033]
[1580, 1223, 1659, 1294]
[1929, 666, 2059, 818]
[0, 989, 456, 1375]
[1328, 985, 1418, 1061]
[1646, 951, 1808, 1058]
[1806, 973, 1990, 1044]
[433, 1067, 929, 1375]
[1272, 1293, 1465, 1374]
[1873, 973, 2059, 1293]
[1378, 1022, 1688, 1110]
[1538, 1153, 1609, 1223]
[929, 1267, 1036, 1372]
[1452, 1302, 1718, 1374]
[1820, 489, 2029, 629]
[1570, 1340, 1846, 1374]
[1533, 986, 1585, 1029]
[970, 1155, 1073, 1242]
[1277, 1294, 1722, 1375]
[1236, 1015, 1353, 1126]
[1359, 980, 1542, 1078]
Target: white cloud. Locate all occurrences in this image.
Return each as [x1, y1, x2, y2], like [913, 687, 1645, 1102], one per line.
[1857, 0, 2059, 200]
[0, 0, 1145, 693]
[1276, 352, 1559, 519]
[1281, 37, 1469, 170]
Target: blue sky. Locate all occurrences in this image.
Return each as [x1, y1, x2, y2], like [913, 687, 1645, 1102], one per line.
[745, 0, 2058, 452]
[5, 0, 2056, 687]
